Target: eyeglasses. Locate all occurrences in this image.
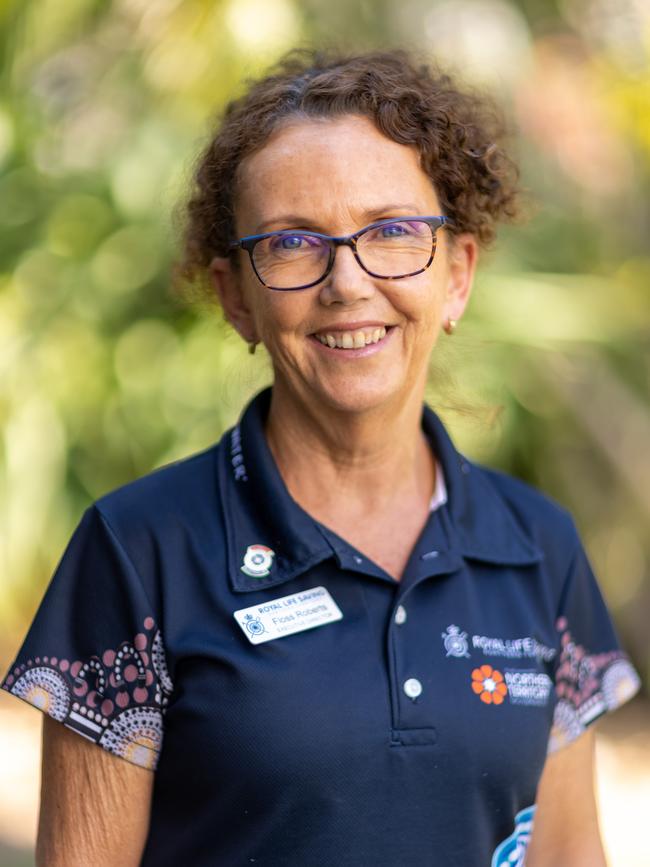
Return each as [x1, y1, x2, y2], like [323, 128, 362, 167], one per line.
[228, 215, 452, 291]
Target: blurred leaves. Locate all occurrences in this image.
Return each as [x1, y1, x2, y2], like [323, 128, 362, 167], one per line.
[0, 0, 648, 693]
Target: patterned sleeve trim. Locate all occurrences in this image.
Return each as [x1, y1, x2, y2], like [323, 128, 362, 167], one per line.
[547, 616, 641, 754]
[1, 615, 174, 771]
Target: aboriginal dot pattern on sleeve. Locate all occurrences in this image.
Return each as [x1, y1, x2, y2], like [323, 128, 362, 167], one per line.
[1, 616, 173, 770]
[547, 616, 641, 753]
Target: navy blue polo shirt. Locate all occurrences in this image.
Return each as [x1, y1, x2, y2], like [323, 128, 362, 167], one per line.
[1, 385, 641, 866]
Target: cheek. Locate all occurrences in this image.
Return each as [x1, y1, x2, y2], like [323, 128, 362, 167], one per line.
[254, 293, 311, 342]
[392, 276, 443, 324]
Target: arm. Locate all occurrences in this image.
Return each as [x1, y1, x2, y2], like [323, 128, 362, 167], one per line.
[526, 727, 607, 866]
[36, 715, 155, 867]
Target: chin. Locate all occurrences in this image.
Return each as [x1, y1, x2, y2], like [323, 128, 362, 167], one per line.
[304, 371, 405, 416]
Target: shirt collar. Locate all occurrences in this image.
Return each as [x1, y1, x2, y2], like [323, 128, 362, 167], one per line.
[217, 386, 542, 593]
[429, 457, 447, 511]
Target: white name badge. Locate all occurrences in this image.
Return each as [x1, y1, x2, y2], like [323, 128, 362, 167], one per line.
[233, 586, 343, 645]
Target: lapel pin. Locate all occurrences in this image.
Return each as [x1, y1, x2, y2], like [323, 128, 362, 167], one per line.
[241, 544, 275, 577]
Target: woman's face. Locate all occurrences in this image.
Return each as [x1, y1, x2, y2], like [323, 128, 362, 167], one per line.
[211, 114, 478, 416]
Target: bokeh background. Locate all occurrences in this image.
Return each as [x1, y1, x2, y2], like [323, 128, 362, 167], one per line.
[0, 0, 648, 864]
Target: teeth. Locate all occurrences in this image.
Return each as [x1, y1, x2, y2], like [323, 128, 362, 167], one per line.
[353, 332, 366, 348]
[314, 326, 388, 349]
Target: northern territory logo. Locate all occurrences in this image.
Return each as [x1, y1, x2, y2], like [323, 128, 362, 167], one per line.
[471, 664, 508, 705]
[471, 665, 552, 707]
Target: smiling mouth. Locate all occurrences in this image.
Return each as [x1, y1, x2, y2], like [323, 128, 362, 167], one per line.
[310, 325, 394, 349]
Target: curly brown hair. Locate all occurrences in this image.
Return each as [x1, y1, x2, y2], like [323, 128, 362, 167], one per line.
[175, 47, 525, 298]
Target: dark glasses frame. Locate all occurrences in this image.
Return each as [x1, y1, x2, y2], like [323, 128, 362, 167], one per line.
[228, 215, 453, 290]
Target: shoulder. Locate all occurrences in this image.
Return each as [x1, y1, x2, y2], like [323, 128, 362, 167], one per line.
[471, 461, 582, 565]
[92, 442, 223, 552]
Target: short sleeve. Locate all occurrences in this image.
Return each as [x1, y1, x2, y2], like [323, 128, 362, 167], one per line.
[0, 504, 174, 771]
[547, 533, 641, 754]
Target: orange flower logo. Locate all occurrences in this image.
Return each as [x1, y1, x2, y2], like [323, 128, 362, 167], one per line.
[471, 664, 508, 705]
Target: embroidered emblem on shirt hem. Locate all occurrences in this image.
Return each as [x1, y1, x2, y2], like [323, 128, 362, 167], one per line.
[491, 805, 535, 867]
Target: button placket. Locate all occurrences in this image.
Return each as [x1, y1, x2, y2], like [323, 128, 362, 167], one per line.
[388, 588, 428, 725]
[386, 581, 441, 747]
[397, 604, 422, 701]
[385, 511, 462, 746]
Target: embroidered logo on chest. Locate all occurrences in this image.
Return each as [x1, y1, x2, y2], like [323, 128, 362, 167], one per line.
[441, 625, 470, 657]
[470, 664, 552, 708]
[441, 624, 556, 663]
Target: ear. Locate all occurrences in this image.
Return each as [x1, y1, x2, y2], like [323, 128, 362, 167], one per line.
[441, 232, 479, 324]
[208, 255, 258, 344]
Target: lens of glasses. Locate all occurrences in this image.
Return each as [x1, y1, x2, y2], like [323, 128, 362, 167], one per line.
[356, 220, 433, 278]
[252, 233, 331, 289]
[251, 219, 435, 289]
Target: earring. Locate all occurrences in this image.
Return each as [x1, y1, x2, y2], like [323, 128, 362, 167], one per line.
[248, 340, 259, 355]
[443, 317, 457, 335]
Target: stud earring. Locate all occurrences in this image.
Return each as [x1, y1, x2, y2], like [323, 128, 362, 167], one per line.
[443, 317, 457, 336]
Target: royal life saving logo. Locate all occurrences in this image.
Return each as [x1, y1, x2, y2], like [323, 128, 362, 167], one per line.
[241, 544, 275, 577]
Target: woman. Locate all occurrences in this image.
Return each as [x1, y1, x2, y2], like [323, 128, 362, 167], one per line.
[1, 49, 641, 866]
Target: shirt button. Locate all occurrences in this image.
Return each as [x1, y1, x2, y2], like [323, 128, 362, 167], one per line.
[394, 605, 407, 625]
[403, 678, 423, 699]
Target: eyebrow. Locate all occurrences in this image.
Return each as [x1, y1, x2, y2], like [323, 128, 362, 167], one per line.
[254, 203, 423, 234]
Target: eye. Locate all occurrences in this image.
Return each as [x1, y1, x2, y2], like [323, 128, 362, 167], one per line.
[379, 222, 408, 238]
[269, 233, 319, 251]
[280, 235, 303, 249]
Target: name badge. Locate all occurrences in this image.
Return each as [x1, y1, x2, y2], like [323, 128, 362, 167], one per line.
[233, 586, 343, 645]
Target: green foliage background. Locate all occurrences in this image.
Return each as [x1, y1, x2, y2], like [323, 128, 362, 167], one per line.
[1, 0, 648, 693]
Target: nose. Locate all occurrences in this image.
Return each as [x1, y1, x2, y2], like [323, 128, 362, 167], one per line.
[318, 243, 376, 306]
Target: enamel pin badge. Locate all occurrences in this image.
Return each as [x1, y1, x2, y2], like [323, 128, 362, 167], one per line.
[241, 544, 275, 578]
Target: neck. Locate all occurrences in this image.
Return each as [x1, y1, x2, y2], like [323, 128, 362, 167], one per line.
[264, 377, 435, 516]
